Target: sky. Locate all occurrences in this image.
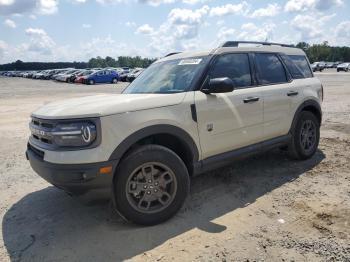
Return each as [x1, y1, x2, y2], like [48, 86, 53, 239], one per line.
[0, 0, 349, 63]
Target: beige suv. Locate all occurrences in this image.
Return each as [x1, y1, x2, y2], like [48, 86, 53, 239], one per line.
[26, 41, 323, 225]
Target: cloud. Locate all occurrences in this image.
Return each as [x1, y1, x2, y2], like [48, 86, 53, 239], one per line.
[82, 23, 91, 28]
[0, 0, 14, 5]
[125, 21, 136, 27]
[237, 22, 276, 41]
[250, 3, 281, 18]
[95, 0, 124, 4]
[0, 0, 58, 16]
[25, 27, 56, 54]
[182, 0, 209, 4]
[284, 0, 343, 12]
[4, 18, 16, 28]
[141, 5, 210, 55]
[135, 24, 154, 34]
[334, 21, 350, 46]
[168, 5, 209, 24]
[138, 0, 175, 6]
[291, 13, 335, 41]
[217, 27, 235, 42]
[209, 1, 250, 17]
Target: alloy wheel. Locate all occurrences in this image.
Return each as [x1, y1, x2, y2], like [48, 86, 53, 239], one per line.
[300, 120, 316, 153]
[125, 162, 177, 214]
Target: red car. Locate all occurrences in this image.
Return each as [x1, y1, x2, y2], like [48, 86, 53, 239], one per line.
[74, 70, 96, 84]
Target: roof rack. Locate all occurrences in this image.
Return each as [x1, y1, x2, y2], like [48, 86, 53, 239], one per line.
[165, 52, 181, 57]
[220, 41, 293, 48]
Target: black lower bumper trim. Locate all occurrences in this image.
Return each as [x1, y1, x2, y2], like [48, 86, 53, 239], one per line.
[26, 146, 119, 200]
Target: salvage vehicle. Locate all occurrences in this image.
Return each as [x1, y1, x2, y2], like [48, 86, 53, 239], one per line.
[26, 41, 322, 225]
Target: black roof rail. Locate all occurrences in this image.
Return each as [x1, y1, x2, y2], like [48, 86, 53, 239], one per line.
[220, 41, 293, 48]
[165, 52, 181, 57]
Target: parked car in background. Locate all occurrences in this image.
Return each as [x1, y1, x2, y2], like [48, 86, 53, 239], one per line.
[311, 62, 325, 72]
[56, 69, 80, 82]
[126, 68, 144, 82]
[51, 69, 74, 81]
[83, 69, 119, 85]
[74, 70, 96, 83]
[325, 62, 334, 68]
[337, 63, 350, 72]
[333, 61, 343, 68]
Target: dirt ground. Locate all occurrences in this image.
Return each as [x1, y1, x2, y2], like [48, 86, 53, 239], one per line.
[0, 71, 349, 262]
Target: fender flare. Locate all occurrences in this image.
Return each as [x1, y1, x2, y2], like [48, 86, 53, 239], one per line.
[108, 124, 199, 163]
[289, 99, 322, 134]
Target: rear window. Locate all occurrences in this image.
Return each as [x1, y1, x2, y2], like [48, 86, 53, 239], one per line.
[255, 53, 287, 84]
[288, 55, 313, 78]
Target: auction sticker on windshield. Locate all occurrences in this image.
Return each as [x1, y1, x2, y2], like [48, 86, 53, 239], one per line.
[178, 59, 202, 65]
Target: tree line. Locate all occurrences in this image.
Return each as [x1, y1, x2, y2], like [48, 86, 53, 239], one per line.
[0, 56, 156, 71]
[1, 42, 350, 71]
[295, 41, 350, 63]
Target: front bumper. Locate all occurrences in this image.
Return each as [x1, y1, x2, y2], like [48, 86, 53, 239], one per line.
[26, 144, 119, 201]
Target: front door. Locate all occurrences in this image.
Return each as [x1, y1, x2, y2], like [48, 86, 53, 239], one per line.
[195, 53, 264, 160]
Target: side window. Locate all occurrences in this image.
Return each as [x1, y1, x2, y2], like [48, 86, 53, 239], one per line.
[281, 54, 304, 79]
[288, 55, 313, 78]
[210, 53, 252, 88]
[255, 53, 287, 84]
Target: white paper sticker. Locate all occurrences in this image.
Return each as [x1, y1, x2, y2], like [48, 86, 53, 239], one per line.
[178, 59, 202, 65]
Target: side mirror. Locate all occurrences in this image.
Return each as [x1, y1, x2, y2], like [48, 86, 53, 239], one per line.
[202, 77, 234, 94]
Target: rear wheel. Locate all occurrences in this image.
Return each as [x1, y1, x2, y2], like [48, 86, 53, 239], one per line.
[288, 111, 320, 160]
[113, 145, 190, 226]
[88, 79, 95, 85]
[112, 78, 118, 84]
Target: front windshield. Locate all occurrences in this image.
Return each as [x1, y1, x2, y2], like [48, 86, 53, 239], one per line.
[123, 56, 208, 94]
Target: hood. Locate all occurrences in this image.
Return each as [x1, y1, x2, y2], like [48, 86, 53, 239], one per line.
[32, 93, 186, 119]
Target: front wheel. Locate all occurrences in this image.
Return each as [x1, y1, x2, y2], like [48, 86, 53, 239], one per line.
[88, 79, 95, 85]
[113, 145, 190, 226]
[288, 111, 320, 160]
[112, 78, 118, 84]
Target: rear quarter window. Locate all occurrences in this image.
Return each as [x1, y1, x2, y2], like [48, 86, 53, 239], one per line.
[287, 55, 313, 78]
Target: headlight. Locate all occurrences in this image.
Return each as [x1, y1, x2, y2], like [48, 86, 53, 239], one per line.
[52, 121, 97, 147]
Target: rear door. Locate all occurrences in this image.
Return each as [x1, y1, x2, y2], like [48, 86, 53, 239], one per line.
[253, 53, 293, 140]
[195, 53, 264, 159]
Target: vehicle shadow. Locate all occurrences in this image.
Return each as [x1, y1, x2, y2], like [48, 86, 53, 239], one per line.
[2, 149, 325, 262]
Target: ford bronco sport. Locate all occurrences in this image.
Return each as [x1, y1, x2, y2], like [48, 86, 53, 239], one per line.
[26, 41, 323, 225]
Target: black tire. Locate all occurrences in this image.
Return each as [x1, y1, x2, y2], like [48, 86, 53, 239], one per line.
[113, 145, 190, 226]
[288, 111, 320, 160]
[112, 78, 118, 84]
[88, 79, 95, 85]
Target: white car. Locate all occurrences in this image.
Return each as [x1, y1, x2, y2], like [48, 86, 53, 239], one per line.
[337, 63, 350, 72]
[55, 69, 80, 82]
[26, 41, 323, 225]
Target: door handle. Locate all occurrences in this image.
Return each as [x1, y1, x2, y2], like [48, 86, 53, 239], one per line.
[287, 91, 299, 96]
[243, 97, 260, 103]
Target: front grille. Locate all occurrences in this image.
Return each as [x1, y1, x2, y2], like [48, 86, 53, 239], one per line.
[30, 117, 55, 145]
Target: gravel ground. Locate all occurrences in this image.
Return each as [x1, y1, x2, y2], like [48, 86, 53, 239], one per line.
[0, 71, 349, 262]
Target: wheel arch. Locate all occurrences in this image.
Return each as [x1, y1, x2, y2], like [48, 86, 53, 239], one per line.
[290, 99, 322, 134]
[109, 124, 200, 176]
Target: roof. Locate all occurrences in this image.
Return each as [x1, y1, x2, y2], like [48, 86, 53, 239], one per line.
[158, 41, 305, 63]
